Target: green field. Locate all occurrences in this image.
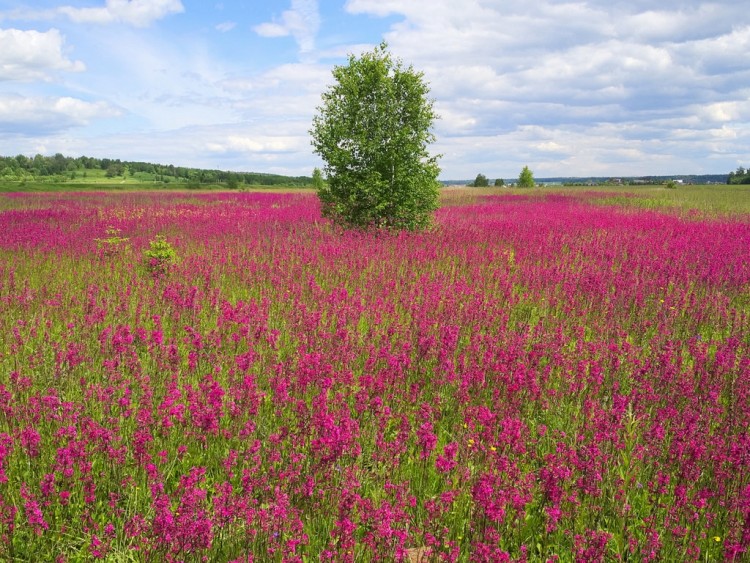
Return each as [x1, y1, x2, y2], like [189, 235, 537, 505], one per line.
[6, 179, 749, 216]
[0, 155, 314, 192]
[445, 183, 750, 216]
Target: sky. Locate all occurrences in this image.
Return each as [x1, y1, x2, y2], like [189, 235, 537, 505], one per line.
[0, 0, 749, 180]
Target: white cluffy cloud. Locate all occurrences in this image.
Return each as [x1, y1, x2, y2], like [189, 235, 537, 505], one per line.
[254, 0, 321, 54]
[206, 135, 304, 155]
[57, 0, 184, 27]
[0, 94, 121, 134]
[0, 28, 84, 81]
[343, 0, 750, 177]
[1, 0, 749, 178]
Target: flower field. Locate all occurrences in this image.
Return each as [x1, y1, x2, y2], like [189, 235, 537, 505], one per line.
[1, 190, 749, 561]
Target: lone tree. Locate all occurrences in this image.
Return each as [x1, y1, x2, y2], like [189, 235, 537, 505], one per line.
[310, 43, 441, 230]
[472, 173, 489, 187]
[518, 166, 535, 188]
[494, 178, 505, 187]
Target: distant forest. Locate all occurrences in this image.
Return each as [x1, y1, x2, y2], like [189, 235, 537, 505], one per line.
[2, 153, 746, 188]
[0, 153, 313, 188]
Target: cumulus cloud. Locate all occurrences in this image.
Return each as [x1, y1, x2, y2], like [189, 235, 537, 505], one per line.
[254, 0, 321, 55]
[2, 0, 748, 178]
[0, 0, 183, 27]
[0, 28, 84, 81]
[698, 100, 750, 124]
[0, 94, 122, 134]
[206, 135, 304, 154]
[11, 123, 317, 175]
[343, 0, 750, 177]
[57, 0, 184, 27]
[222, 63, 328, 93]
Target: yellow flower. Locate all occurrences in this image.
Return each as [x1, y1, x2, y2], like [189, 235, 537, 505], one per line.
[490, 446, 497, 452]
[713, 536, 722, 542]
[468, 439, 475, 447]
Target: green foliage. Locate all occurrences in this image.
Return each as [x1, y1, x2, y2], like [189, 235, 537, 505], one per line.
[310, 42, 441, 231]
[472, 173, 489, 187]
[143, 235, 177, 274]
[518, 166, 535, 188]
[105, 163, 125, 178]
[728, 166, 750, 185]
[0, 153, 312, 188]
[312, 167, 325, 190]
[665, 180, 678, 190]
[494, 178, 505, 187]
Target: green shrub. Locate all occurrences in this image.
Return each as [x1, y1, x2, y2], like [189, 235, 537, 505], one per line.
[144, 235, 177, 274]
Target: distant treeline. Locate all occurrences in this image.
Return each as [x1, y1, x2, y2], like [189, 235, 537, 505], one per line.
[446, 174, 731, 186]
[0, 153, 313, 187]
[728, 166, 750, 185]
[559, 175, 729, 185]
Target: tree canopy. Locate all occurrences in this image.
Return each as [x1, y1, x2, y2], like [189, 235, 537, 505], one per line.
[728, 166, 750, 185]
[310, 43, 441, 231]
[472, 174, 489, 187]
[312, 167, 325, 190]
[518, 166, 535, 188]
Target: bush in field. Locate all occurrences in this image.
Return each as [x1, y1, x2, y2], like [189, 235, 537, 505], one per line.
[143, 234, 177, 273]
[518, 165, 535, 187]
[310, 42, 441, 231]
[494, 178, 505, 187]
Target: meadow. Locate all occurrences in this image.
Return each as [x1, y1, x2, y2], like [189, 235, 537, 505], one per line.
[0, 187, 749, 561]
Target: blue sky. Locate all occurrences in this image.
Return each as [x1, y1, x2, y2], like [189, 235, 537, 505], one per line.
[1, 0, 749, 179]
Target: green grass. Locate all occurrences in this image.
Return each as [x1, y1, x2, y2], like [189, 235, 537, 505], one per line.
[448, 184, 750, 217]
[0, 167, 316, 192]
[577, 184, 750, 216]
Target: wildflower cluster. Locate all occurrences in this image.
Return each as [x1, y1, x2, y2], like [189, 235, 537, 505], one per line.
[0, 190, 748, 561]
[94, 226, 130, 256]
